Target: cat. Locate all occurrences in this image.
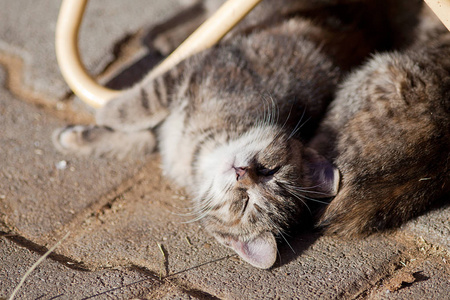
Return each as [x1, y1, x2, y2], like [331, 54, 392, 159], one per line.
[309, 15, 450, 237]
[53, 0, 423, 268]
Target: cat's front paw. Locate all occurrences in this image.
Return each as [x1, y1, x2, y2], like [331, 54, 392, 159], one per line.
[52, 125, 157, 159]
[53, 125, 96, 155]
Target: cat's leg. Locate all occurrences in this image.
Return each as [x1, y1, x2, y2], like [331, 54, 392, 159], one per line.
[95, 77, 170, 133]
[53, 125, 156, 159]
[53, 76, 171, 158]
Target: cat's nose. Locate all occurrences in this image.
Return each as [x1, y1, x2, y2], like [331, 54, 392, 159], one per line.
[234, 166, 247, 181]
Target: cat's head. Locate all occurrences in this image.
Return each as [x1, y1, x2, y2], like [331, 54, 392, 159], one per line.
[193, 125, 339, 268]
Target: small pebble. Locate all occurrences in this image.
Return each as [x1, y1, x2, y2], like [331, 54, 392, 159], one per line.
[56, 102, 66, 110]
[230, 256, 241, 262]
[55, 160, 67, 170]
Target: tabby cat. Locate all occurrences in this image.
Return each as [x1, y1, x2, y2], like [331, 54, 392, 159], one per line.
[310, 17, 450, 236]
[54, 0, 424, 268]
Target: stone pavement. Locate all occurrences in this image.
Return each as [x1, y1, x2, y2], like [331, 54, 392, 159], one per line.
[0, 0, 449, 299]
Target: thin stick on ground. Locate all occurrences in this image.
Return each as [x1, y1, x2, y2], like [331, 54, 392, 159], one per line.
[8, 232, 71, 300]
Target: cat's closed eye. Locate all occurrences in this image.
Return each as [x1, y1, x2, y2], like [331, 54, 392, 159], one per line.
[256, 166, 280, 177]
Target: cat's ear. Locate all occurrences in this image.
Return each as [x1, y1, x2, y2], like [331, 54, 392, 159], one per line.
[303, 147, 340, 198]
[231, 232, 277, 269]
[217, 232, 277, 269]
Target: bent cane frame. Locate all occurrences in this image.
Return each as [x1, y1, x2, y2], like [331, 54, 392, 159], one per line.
[55, 0, 450, 108]
[55, 0, 263, 108]
[424, 0, 450, 31]
[55, 0, 121, 108]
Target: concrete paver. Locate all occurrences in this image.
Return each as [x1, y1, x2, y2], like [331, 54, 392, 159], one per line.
[0, 0, 184, 101]
[49, 156, 450, 299]
[0, 236, 200, 299]
[172, 235, 410, 299]
[0, 66, 145, 244]
[402, 204, 450, 252]
[54, 158, 227, 273]
[368, 246, 450, 299]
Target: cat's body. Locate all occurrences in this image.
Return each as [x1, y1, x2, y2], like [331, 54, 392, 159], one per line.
[310, 32, 450, 236]
[53, 0, 436, 268]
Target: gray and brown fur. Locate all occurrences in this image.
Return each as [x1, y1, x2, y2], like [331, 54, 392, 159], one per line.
[54, 0, 426, 268]
[311, 27, 450, 236]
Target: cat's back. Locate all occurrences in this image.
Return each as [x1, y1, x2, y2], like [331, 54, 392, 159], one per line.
[339, 50, 449, 175]
[162, 17, 344, 140]
[338, 37, 449, 143]
[314, 34, 450, 235]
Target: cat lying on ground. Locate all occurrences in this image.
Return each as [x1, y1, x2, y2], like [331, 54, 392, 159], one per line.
[311, 32, 450, 236]
[53, 0, 441, 268]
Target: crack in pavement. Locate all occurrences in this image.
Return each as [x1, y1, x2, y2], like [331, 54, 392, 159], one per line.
[0, 51, 94, 125]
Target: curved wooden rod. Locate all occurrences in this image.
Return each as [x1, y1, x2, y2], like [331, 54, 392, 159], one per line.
[55, 0, 120, 108]
[424, 0, 450, 31]
[56, 0, 263, 108]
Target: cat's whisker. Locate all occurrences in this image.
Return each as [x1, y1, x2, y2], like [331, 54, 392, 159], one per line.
[259, 96, 268, 128]
[290, 182, 326, 190]
[288, 180, 337, 198]
[185, 208, 212, 223]
[280, 182, 329, 214]
[283, 184, 330, 205]
[283, 187, 312, 214]
[168, 210, 196, 217]
[183, 212, 210, 223]
[169, 204, 210, 217]
[174, 193, 216, 220]
[162, 202, 201, 217]
[266, 95, 274, 127]
[261, 94, 270, 126]
[258, 94, 278, 130]
[170, 207, 204, 218]
[259, 93, 280, 129]
[302, 196, 329, 205]
[268, 93, 280, 126]
[296, 190, 332, 198]
[265, 217, 295, 255]
[277, 229, 295, 255]
[289, 185, 334, 197]
[182, 202, 215, 223]
[288, 108, 310, 140]
[178, 196, 210, 211]
[279, 103, 294, 133]
[266, 99, 285, 142]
